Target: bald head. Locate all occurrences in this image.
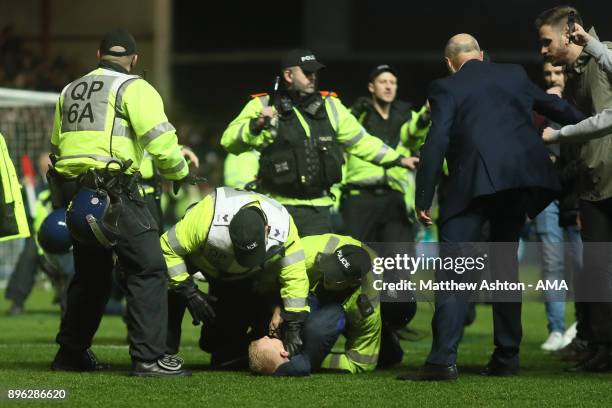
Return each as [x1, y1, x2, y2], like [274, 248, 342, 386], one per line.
[444, 34, 483, 73]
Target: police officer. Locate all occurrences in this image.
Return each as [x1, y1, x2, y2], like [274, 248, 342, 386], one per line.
[251, 233, 417, 375]
[301, 234, 383, 373]
[342, 65, 430, 243]
[5, 152, 48, 316]
[221, 49, 418, 236]
[0, 132, 29, 243]
[161, 186, 310, 365]
[49, 29, 191, 377]
[302, 234, 415, 372]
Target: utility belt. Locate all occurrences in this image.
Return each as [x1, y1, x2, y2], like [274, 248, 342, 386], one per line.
[47, 158, 143, 209]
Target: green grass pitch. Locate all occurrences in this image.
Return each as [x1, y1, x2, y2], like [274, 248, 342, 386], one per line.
[0, 287, 610, 407]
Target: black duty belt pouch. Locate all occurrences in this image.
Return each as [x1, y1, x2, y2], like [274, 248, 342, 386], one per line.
[260, 138, 299, 195]
[305, 102, 344, 189]
[318, 141, 344, 186]
[0, 184, 19, 235]
[47, 166, 79, 209]
[80, 168, 155, 240]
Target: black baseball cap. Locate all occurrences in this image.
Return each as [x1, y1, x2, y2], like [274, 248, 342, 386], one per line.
[319, 245, 372, 290]
[99, 29, 137, 57]
[281, 49, 326, 72]
[369, 64, 398, 82]
[229, 206, 267, 268]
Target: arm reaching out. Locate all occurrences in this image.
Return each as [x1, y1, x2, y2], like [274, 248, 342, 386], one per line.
[543, 109, 612, 144]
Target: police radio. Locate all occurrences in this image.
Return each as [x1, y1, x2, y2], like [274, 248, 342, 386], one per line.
[265, 76, 281, 138]
[269, 75, 293, 115]
[271, 75, 280, 103]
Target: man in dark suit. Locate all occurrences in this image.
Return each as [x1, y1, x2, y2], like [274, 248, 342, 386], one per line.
[398, 34, 586, 381]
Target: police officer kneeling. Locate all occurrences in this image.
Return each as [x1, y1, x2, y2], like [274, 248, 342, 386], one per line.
[249, 234, 417, 375]
[49, 29, 192, 377]
[162, 187, 310, 367]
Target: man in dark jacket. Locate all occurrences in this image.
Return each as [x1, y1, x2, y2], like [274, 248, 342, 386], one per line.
[399, 33, 585, 381]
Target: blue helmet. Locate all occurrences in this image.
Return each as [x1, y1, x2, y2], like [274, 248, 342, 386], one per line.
[66, 188, 118, 248]
[37, 208, 72, 254]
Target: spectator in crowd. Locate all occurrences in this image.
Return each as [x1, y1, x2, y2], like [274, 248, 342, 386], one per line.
[537, 5, 612, 372]
[531, 61, 582, 352]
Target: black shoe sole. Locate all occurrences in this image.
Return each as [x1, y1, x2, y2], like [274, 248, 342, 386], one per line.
[129, 370, 192, 378]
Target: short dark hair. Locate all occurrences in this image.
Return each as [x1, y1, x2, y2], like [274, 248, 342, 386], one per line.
[535, 6, 582, 30]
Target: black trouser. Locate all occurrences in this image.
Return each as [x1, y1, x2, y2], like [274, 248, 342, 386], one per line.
[579, 198, 612, 345]
[341, 188, 415, 243]
[56, 187, 168, 362]
[6, 237, 74, 310]
[108, 190, 163, 305]
[427, 190, 527, 367]
[377, 301, 418, 368]
[284, 205, 333, 237]
[167, 277, 273, 366]
[5, 237, 38, 305]
[142, 185, 162, 228]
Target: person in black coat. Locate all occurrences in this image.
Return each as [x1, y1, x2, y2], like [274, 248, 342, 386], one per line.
[399, 33, 586, 381]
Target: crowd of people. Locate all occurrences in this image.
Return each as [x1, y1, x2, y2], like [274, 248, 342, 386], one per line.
[1, 4, 612, 380]
[0, 24, 76, 92]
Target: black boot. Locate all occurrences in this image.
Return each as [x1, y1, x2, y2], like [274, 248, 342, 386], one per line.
[51, 347, 108, 372]
[130, 355, 192, 377]
[565, 345, 612, 373]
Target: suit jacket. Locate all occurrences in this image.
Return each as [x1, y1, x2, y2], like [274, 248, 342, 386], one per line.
[415, 60, 586, 223]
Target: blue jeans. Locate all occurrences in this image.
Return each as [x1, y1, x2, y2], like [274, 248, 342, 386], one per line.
[533, 201, 583, 334]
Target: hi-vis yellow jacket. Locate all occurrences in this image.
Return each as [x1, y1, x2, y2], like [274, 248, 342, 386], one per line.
[345, 104, 431, 212]
[51, 65, 187, 180]
[0, 132, 30, 241]
[160, 187, 310, 313]
[224, 151, 260, 189]
[302, 233, 381, 373]
[221, 93, 404, 207]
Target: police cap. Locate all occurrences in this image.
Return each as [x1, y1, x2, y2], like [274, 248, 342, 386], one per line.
[369, 64, 398, 82]
[281, 49, 326, 73]
[318, 245, 371, 290]
[99, 29, 137, 57]
[229, 206, 267, 268]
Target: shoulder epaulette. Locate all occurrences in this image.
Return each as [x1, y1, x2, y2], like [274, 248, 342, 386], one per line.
[250, 93, 269, 99]
[319, 91, 338, 98]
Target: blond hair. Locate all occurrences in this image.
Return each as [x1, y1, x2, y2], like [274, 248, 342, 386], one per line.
[248, 340, 279, 375]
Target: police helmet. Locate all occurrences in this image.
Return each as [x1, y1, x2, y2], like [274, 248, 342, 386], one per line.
[37, 208, 72, 254]
[66, 188, 117, 248]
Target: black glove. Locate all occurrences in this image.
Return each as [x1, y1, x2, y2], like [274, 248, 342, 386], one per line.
[280, 311, 307, 357]
[174, 282, 217, 325]
[350, 96, 372, 117]
[173, 174, 207, 195]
